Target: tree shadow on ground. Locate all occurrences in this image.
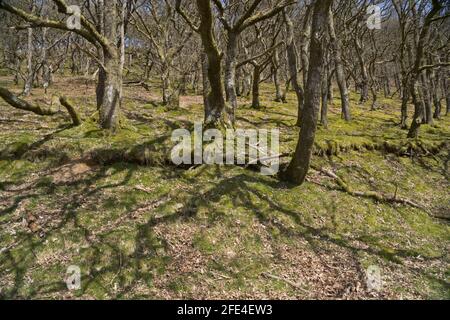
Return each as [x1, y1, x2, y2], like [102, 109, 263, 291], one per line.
[1, 162, 447, 299]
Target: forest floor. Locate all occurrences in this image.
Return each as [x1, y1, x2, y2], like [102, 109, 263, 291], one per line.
[0, 75, 449, 299]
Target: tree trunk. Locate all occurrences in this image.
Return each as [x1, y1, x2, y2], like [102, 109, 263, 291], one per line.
[240, 66, 252, 97]
[419, 71, 433, 125]
[443, 77, 450, 115]
[283, 9, 305, 127]
[370, 86, 378, 111]
[98, 52, 121, 131]
[321, 66, 329, 128]
[355, 38, 369, 104]
[196, 0, 229, 127]
[23, 1, 35, 97]
[384, 74, 391, 97]
[400, 78, 410, 129]
[252, 64, 261, 109]
[394, 72, 401, 94]
[328, 76, 334, 101]
[161, 61, 179, 109]
[429, 58, 441, 119]
[41, 27, 50, 94]
[328, 8, 351, 121]
[300, 6, 312, 90]
[407, 80, 425, 138]
[0, 86, 54, 115]
[201, 52, 211, 120]
[224, 32, 238, 123]
[281, 0, 333, 185]
[97, 1, 121, 131]
[407, 0, 442, 138]
[13, 53, 21, 85]
[272, 49, 285, 102]
[96, 66, 107, 110]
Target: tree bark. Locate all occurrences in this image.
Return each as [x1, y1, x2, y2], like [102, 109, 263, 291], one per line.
[355, 37, 369, 104]
[272, 49, 285, 102]
[300, 6, 312, 90]
[443, 76, 450, 115]
[23, 1, 36, 97]
[201, 52, 211, 120]
[283, 9, 305, 127]
[321, 65, 329, 128]
[196, 0, 229, 127]
[224, 31, 238, 123]
[251, 63, 262, 109]
[408, 0, 442, 138]
[97, 1, 121, 131]
[161, 60, 179, 109]
[421, 72, 433, 125]
[328, 8, 351, 121]
[281, 0, 333, 185]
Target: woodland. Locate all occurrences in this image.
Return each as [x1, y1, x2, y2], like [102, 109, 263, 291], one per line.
[0, 0, 449, 300]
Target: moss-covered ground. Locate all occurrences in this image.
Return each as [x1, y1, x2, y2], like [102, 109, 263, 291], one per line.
[0, 76, 448, 299]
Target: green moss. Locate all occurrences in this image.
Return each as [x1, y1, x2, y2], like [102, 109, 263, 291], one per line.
[0, 81, 449, 299]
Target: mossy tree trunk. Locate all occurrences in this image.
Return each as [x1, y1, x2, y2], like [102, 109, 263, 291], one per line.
[98, 50, 121, 131]
[196, 0, 228, 126]
[408, 0, 443, 138]
[251, 63, 262, 109]
[281, 0, 333, 185]
[321, 64, 329, 129]
[421, 73, 433, 125]
[443, 76, 450, 115]
[176, 0, 230, 126]
[355, 37, 369, 104]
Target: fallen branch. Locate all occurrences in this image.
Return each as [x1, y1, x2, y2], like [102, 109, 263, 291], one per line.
[59, 96, 82, 126]
[0, 86, 81, 126]
[0, 86, 56, 116]
[311, 165, 429, 212]
[261, 272, 308, 293]
[124, 80, 151, 91]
